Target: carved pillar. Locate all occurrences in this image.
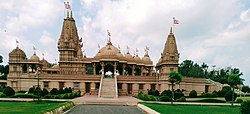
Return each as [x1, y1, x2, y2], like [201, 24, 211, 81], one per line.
[132, 65, 135, 76]
[140, 66, 143, 76]
[93, 63, 96, 76]
[101, 62, 105, 77]
[114, 62, 117, 78]
[149, 67, 153, 76]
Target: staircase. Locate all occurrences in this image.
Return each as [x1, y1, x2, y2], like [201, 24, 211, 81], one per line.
[99, 78, 117, 98]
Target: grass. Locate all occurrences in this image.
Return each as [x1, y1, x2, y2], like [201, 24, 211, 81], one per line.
[0, 101, 67, 114]
[186, 97, 250, 102]
[140, 102, 240, 114]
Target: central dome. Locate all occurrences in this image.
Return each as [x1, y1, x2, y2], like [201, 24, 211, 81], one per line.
[94, 43, 122, 60]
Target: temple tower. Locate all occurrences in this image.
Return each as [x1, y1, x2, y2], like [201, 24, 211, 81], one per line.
[156, 27, 180, 90]
[57, 11, 84, 75]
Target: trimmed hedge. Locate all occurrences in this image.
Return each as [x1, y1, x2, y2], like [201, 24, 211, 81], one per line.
[3, 86, 15, 96]
[160, 95, 171, 102]
[10, 93, 38, 98]
[161, 90, 172, 97]
[224, 90, 237, 102]
[189, 90, 197, 98]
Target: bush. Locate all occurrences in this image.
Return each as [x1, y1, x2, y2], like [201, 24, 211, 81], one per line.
[241, 100, 250, 114]
[17, 91, 27, 93]
[174, 92, 184, 100]
[218, 86, 231, 97]
[0, 93, 6, 97]
[41, 88, 49, 96]
[161, 90, 172, 97]
[160, 95, 171, 102]
[211, 91, 218, 97]
[176, 97, 186, 102]
[224, 90, 237, 102]
[148, 89, 160, 96]
[50, 88, 58, 95]
[3, 86, 15, 96]
[28, 87, 34, 94]
[236, 98, 243, 103]
[11, 94, 38, 98]
[189, 90, 197, 98]
[58, 88, 64, 94]
[148, 95, 156, 101]
[199, 92, 217, 98]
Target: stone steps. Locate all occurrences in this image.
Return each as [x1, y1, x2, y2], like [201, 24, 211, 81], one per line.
[99, 78, 117, 98]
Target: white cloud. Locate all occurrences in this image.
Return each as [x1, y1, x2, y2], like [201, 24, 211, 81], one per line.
[39, 31, 55, 45]
[240, 8, 250, 22]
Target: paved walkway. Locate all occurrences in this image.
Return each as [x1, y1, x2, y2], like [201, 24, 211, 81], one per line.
[65, 105, 144, 114]
[72, 95, 142, 106]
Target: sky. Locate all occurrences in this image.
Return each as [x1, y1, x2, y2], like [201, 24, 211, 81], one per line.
[0, 0, 249, 85]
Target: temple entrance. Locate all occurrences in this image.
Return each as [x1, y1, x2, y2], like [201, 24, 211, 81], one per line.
[104, 64, 114, 78]
[85, 82, 90, 93]
[127, 83, 133, 94]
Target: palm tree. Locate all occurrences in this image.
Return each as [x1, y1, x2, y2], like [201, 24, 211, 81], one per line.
[227, 73, 244, 106]
[169, 71, 182, 104]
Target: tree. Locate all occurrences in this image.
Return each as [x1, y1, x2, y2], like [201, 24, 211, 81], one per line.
[242, 86, 250, 94]
[168, 71, 182, 104]
[228, 73, 244, 106]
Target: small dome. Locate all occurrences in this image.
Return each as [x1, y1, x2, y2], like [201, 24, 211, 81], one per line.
[134, 55, 143, 64]
[142, 54, 153, 65]
[41, 58, 49, 67]
[124, 52, 134, 63]
[29, 53, 40, 62]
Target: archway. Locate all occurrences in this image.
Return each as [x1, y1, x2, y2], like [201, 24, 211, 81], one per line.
[125, 65, 132, 76]
[104, 64, 114, 78]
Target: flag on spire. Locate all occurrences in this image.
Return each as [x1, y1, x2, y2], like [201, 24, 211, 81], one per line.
[33, 46, 37, 51]
[98, 44, 100, 49]
[16, 40, 19, 44]
[146, 46, 149, 51]
[79, 37, 82, 42]
[107, 29, 111, 36]
[64, 2, 71, 9]
[173, 17, 179, 24]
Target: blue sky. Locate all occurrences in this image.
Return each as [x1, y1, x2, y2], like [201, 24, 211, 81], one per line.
[0, 0, 250, 85]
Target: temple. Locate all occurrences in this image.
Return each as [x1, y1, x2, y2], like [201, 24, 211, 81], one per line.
[7, 11, 222, 98]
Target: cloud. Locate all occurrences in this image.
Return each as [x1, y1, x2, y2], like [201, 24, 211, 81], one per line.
[241, 8, 250, 22]
[39, 31, 55, 45]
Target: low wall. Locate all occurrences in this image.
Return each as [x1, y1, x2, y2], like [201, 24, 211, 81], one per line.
[44, 101, 75, 114]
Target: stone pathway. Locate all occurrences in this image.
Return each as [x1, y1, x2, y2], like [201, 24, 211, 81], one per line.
[65, 105, 144, 114]
[72, 95, 142, 106]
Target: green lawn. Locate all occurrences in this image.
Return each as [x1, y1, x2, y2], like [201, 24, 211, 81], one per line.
[0, 101, 66, 114]
[140, 102, 240, 114]
[186, 97, 250, 102]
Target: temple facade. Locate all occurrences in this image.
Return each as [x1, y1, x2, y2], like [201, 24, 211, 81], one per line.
[7, 12, 222, 97]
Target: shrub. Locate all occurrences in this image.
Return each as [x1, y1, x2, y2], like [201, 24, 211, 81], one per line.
[176, 97, 186, 102]
[211, 91, 218, 97]
[241, 100, 250, 114]
[33, 87, 42, 96]
[50, 88, 58, 95]
[3, 86, 15, 96]
[174, 92, 184, 100]
[148, 89, 160, 96]
[58, 88, 64, 94]
[200, 92, 217, 98]
[28, 87, 34, 94]
[17, 91, 27, 93]
[224, 90, 237, 102]
[189, 90, 197, 98]
[161, 90, 172, 97]
[160, 95, 171, 102]
[148, 95, 156, 101]
[138, 93, 144, 100]
[236, 98, 243, 103]
[143, 94, 150, 101]
[0, 93, 6, 97]
[218, 86, 231, 97]
[76, 91, 81, 97]
[11, 94, 38, 98]
[41, 88, 49, 96]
